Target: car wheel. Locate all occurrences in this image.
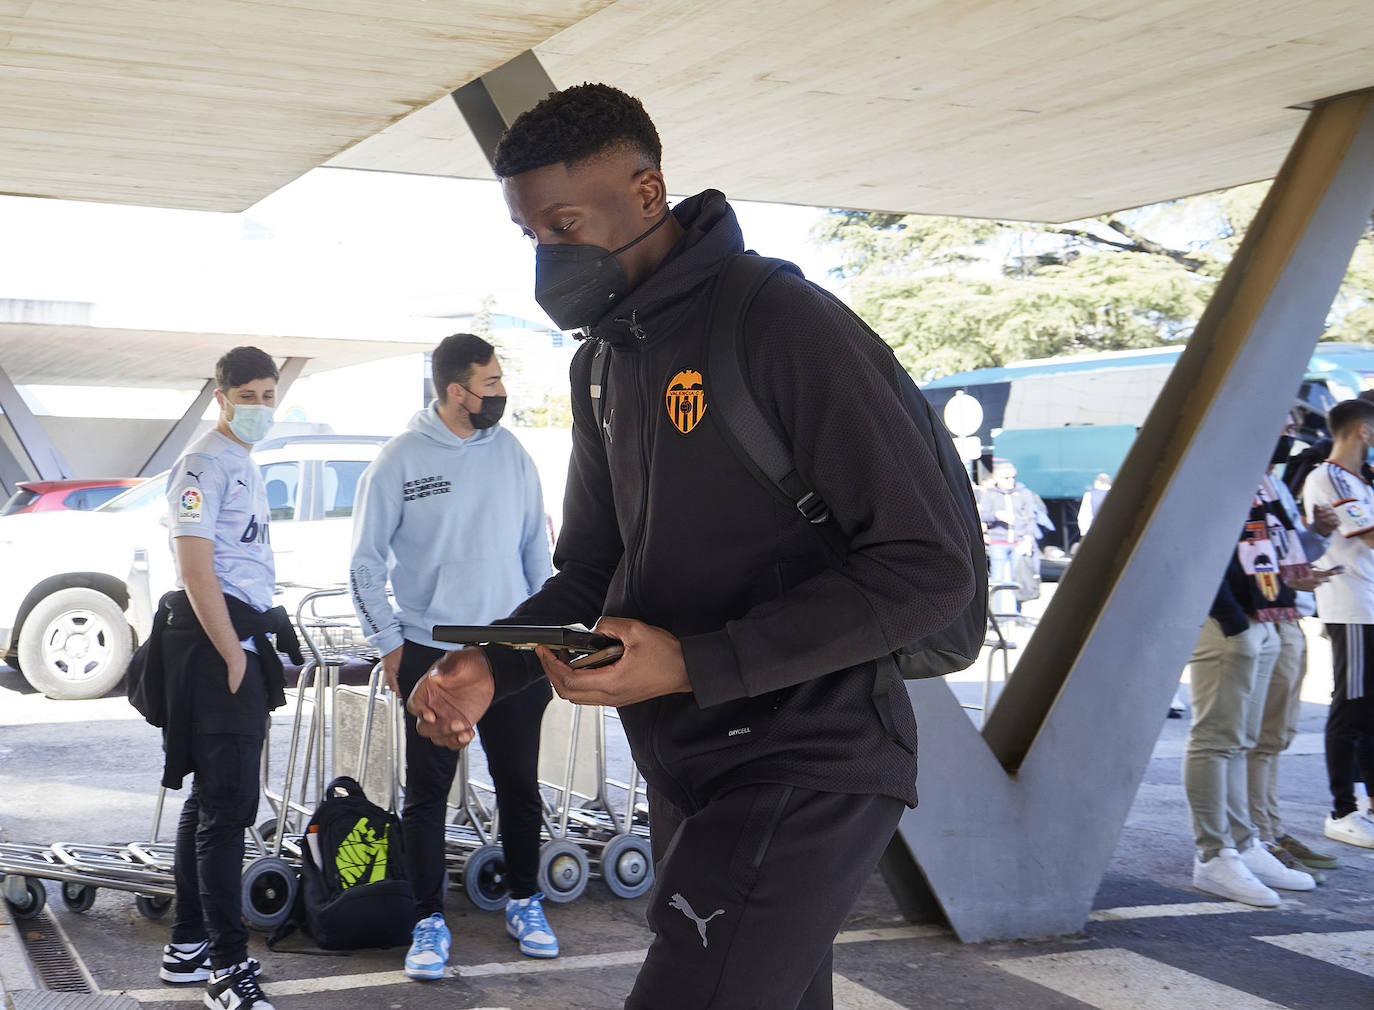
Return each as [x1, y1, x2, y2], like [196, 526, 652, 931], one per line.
[18, 588, 133, 700]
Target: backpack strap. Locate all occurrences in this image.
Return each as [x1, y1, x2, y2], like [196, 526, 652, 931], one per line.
[707, 254, 845, 555]
[589, 338, 612, 434]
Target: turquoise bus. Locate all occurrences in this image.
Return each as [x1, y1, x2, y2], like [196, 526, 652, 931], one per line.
[919, 342, 1374, 545]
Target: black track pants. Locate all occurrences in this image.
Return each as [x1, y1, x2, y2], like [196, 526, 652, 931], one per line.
[398, 641, 551, 914]
[1325, 623, 1374, 818]
[170, 652, 265, 969]
[627, 784, 903, 1010]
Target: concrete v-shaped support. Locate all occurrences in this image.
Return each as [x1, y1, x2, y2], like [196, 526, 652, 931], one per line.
[891, 90, 1374, 942]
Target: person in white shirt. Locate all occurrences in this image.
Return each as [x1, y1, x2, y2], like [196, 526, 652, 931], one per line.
[1302, 397, 1374, 850]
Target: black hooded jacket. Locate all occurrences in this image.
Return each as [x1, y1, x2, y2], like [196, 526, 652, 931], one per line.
[489, 190, 976, 812]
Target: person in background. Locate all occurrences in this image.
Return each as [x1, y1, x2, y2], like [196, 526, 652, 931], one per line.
[1185, 412, 1325, 907]
[159, 346, 289, 1010]
[1247, 411, 1341, 881]
[977, 459, 1042, 614]
[1302, 397, 1374, 851]
[349, 334, 558, 977]
[1077, 472, 1112, 538]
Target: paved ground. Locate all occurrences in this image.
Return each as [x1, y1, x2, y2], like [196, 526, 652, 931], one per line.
[2, 600, 1372, 1009]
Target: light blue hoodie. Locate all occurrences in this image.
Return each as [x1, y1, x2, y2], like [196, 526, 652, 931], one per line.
[348, 403, 553, 655]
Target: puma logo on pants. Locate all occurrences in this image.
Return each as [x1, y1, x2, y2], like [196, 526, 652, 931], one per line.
[669, 892, 725, 948]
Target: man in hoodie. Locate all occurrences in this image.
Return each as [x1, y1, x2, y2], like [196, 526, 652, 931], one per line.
[349, 333, 556, 976]
[406, 85, 975, 1009]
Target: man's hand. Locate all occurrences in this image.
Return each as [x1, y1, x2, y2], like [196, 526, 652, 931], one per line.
[380, 645, 403, 696]
[1311, 503, 1339, 537]
[406, 648, 495, 750]
[226, 649, 247, 694]
[536, 616, 692, 707]
[1287, 570, 1333, 593]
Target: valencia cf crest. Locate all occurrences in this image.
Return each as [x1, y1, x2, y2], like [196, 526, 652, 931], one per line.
[666, 369, 706, 434]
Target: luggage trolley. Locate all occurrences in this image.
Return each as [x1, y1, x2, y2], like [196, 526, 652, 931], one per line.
[535, 696, 653, 903]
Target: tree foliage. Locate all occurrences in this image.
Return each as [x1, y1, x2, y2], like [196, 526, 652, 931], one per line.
[815, 182, 1374, 379]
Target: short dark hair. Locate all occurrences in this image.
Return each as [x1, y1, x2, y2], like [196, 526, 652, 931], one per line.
[493, 83, 662, 179]
[432, 333, 495, 402]
[1328, 397, 1374, 437]
[215, 346, 278, 392]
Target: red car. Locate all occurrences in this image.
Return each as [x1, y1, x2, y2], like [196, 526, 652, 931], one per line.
[0, 478, 143, 516]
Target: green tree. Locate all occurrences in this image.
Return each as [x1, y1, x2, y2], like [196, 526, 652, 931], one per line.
[815, 183, 1374, 379]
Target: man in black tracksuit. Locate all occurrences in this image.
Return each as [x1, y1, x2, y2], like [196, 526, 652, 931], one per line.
[408, 84, 976, 1009]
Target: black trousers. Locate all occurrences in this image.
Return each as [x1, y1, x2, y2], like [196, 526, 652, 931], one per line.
[627, 784, 903, 1010]
[171, 651, 266, 970]
[398, 641, 551, 914]
[1325, 624, 1374, 818]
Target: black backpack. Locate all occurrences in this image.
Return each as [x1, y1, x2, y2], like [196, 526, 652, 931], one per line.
[589, 253, 987, 682]
[275, 776, 415, 950]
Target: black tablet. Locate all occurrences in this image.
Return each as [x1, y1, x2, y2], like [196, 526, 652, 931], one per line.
[430, 624, 616, 653]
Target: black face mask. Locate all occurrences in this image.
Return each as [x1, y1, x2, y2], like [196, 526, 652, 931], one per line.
[1271, 434, 1294, 467]
[533, 212, 672, 331]
[461, 387, 506, 430]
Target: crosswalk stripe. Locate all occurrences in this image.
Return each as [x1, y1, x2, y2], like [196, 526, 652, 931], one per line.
[1089, 900, 1265, 921]
[456, 949, 647, 977]
[990, 948, 1290, 1009]
[1256, 930, 1374, 979]
[834, 973, 910, 1009]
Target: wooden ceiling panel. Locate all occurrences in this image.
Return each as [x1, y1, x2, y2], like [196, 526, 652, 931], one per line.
[5, 2, 1374, 220]
[0, 0, 615, 210]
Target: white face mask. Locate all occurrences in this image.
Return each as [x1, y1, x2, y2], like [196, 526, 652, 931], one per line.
[226, 402, 274, 444]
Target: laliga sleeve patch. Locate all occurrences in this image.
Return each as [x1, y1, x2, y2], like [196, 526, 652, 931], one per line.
[177, 487, 204, 524]
[1346, 500, 1370, 526]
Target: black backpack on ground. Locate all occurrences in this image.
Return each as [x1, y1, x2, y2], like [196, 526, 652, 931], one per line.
[589, 253, 987, 682]
[273, 776, 415, 951]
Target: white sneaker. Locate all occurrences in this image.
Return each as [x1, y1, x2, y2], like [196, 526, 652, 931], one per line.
[1239, 839, 1315, 891]
[1192, 847, 1280, 907]
[1325, 810, 1374, 849]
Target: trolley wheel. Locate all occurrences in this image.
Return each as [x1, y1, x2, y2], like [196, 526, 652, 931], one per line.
[462, 844, 509, 912]
[601, 834, 654, 899]
[256, 817, 278, 843]
[136, 894, 172, 920]
[5, 878, 47, 919]
[537, 839, 589, 904]
[240, 856, 297, 932]
[60, 881, 97, 913]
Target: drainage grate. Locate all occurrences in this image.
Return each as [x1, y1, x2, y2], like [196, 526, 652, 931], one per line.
[15, 911, 90, 994]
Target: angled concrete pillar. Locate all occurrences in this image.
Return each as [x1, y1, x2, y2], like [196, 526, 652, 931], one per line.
[890, 90, 1374, 941]
[451, 50, 557, 169]
[276, 356, 307, 402]
[0, 363, 69, 482]
[139, 379, 215, 477]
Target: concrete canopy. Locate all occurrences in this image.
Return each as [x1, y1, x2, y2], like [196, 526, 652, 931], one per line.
[0, 323, 436, 388]
[4, 2, 1374, 221]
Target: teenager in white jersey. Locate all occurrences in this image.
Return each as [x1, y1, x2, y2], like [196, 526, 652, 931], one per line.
[1303, 396, 1374, 850]
[160, 347, 282, 1010]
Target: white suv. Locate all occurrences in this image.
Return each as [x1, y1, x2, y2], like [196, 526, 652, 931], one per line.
[0, 436, 385, 699]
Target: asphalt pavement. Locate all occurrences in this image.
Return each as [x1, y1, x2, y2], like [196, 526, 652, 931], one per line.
[1, 601, 1371, 1009]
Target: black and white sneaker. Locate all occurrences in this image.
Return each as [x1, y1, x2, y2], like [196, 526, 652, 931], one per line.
[161, 942, 262, 986]
[160, 941, 211, 984]
[204, 960, 274, 1010]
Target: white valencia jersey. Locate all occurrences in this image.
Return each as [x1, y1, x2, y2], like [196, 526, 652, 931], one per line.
[1304, 460, 1374, 625]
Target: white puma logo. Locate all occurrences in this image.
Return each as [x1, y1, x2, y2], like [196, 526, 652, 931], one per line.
[668, 892, 725, 948]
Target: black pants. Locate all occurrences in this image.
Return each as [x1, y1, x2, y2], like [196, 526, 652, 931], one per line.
[627, 784, 903, 1010]
[398, 641, 551, 915]
[171, 652, 266, 970]
[1325, 624, 1374, 818]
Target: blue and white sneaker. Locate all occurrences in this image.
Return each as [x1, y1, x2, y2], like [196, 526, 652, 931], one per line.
[505, 892, 558, 958]
[404, 914, 451, 980]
